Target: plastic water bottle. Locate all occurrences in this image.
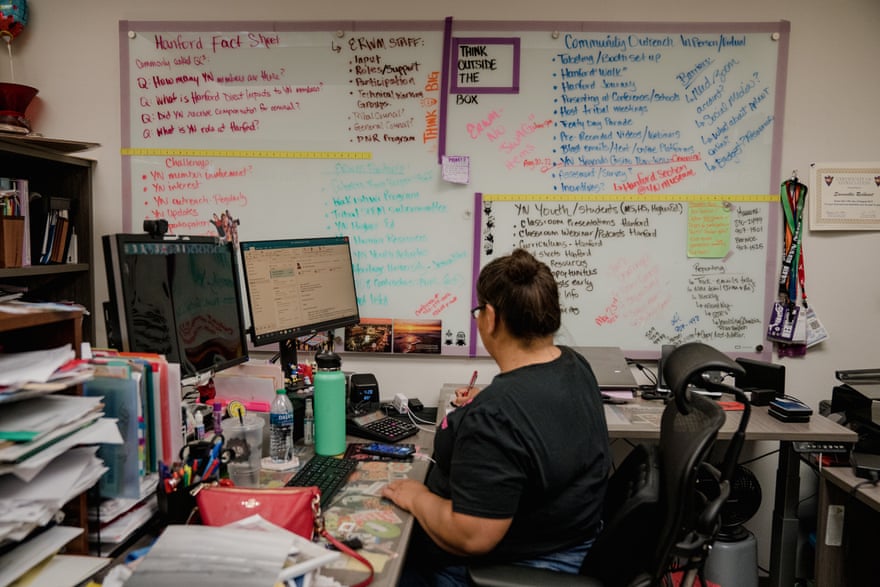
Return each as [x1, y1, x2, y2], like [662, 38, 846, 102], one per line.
[269, 388, 294, 463]
[313, 351, 346, 456]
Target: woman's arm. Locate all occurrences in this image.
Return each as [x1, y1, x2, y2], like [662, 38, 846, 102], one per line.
[381, 478, 511, 556]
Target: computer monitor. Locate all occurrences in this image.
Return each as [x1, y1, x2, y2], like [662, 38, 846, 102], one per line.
[102, 233, 250, 382]
[238, 236, 360, 379]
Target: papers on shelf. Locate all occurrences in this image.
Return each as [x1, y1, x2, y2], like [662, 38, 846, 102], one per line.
[88, 472, 158, 523]
[89, 498, 158, 555]
[7, 554, 109, 587]
[0, 301, 86, 315]
[0, 344, 75, 387]
[0, 446, 107, 544]
[0, 417, 122, 482]
[0, 394, 104, 443]
[0, 525, 84, 587]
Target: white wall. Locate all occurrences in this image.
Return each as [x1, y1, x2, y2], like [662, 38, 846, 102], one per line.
[9, 0, 879, 575]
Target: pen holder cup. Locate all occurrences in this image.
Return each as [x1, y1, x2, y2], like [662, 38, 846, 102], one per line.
[156, 480, 201, 524]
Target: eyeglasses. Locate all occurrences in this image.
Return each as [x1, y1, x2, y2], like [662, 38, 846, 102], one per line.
[471, 305, 485, 319]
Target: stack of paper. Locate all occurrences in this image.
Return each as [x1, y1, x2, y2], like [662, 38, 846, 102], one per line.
[0, 526, 86, 587]
[0, 345, 76, 387]
[7, 554, 109, 587]
[0, 446, 107, 545]
[0, 345, 94, 403]
[0, 395, 108, 470]
[123, 523, 298, 587]
[87, 473, 159, 557]
[0, 395, 104, 444]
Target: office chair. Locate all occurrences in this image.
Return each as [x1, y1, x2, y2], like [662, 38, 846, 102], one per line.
[468, 342, 750, 587]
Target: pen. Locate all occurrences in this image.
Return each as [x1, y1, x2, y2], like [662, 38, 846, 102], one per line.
[450, 371, 479, 408]
[466, 370, 478, 395]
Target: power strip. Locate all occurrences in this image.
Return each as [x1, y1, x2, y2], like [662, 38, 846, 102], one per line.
[392, 393, 409, 414]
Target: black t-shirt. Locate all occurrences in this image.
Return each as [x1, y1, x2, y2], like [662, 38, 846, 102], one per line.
[425, 345, 611, 563]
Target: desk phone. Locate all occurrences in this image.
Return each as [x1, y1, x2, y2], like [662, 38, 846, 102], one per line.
[346, 409, 418, 443]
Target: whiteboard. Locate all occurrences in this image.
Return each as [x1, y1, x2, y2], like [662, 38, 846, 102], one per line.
[119, 20, 788, 357]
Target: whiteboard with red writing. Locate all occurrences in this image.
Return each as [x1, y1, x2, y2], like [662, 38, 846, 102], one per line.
[119, 20, 788, 356]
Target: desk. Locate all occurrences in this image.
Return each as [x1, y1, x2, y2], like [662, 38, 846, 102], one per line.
[317, 425, 435, 587]
[607, 399, 857, 587]
[815, 464, 880, 585]
[424, 385, 857, 587]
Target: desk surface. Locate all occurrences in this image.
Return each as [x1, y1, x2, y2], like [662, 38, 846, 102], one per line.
[314, 426, 435, 587]
[820, 463, 880, 510]
[440, 382, 857, 443]
[605, 399, 858, 442]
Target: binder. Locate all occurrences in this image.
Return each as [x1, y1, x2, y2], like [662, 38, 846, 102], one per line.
[82, 373, 142, 499]
[92, 350, 179, 468]
[29, 195, 71, 265]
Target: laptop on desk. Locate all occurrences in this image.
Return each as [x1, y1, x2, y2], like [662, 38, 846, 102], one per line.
[571, 346, 638, 391]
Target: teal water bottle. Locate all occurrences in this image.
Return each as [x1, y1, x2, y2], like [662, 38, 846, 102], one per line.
[313, 351, 346, 456]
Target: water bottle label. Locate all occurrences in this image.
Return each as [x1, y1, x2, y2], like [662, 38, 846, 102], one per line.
[270, 412, 294, 426]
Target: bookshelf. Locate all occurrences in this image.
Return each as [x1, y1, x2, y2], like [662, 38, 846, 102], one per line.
[0, 136, 98, 343]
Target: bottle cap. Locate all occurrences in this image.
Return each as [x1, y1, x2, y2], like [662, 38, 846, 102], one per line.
[275, 388, 286, 395]
[315, 351, 342, 369]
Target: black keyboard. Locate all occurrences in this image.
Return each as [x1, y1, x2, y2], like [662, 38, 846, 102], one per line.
[285, 454, 359, 506]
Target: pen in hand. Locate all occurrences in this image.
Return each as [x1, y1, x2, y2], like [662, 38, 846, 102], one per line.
[452, 370, 479, 407]
[466, 370, 478, 395]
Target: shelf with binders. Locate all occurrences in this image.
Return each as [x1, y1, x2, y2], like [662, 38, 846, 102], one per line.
[0, 136, 97, 342]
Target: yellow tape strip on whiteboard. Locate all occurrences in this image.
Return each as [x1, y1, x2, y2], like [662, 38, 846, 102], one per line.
[483, 193, 777, 202]
[120, 148, 372, 160]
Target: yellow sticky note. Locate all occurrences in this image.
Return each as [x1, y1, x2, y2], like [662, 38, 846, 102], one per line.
[687, 201, 731, 258]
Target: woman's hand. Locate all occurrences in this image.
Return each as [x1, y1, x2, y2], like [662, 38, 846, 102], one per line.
[451, 385, 480, 407]
[381, 478, 428, 512]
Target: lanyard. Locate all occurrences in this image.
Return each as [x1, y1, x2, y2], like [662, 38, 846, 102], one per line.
[778, 177, 808, 307]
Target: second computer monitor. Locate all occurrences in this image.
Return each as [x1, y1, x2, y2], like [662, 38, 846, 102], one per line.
[238, 236, 360, 351]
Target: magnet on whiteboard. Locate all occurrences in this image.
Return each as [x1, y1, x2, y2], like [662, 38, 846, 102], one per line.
[771, 32, 780, 41]
[551, 31, 560, 39]
[336, 30, 345, 38]
[128, 31, 136, 39]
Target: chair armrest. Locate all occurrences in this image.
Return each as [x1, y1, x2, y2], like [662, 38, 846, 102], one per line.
[468, 564, 606, 587]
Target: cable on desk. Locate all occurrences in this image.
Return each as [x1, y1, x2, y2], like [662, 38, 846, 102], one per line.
[849, 477, 880, 497]
[627, 359, 658, 387]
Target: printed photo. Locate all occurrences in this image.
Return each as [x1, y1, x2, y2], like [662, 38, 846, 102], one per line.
[345, 319, 393, 353]
[392, 319, 443, 354]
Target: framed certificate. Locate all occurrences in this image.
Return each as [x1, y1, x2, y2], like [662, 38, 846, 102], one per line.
[809, 162, 880, 230]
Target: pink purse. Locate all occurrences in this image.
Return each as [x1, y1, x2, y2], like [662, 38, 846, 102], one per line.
[195, 485, 320, 538]
[195, 484, 374, 586]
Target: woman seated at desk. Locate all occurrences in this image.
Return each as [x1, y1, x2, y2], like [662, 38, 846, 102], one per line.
[382, 248, 611, 587]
